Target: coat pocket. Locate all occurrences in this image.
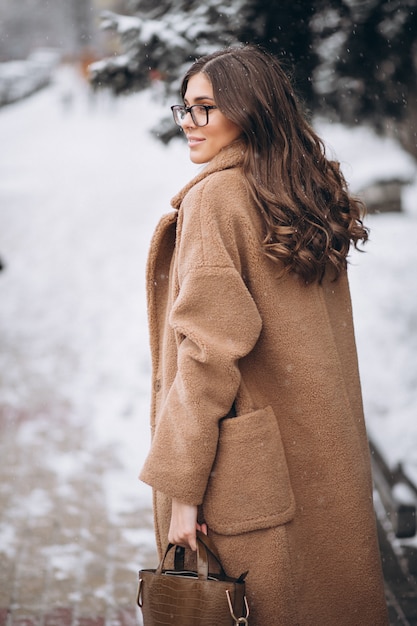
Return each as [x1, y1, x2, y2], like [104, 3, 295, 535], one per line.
[203, 405, 296, 535]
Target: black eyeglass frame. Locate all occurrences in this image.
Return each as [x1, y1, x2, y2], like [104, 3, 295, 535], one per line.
[171, 104, 218, 127]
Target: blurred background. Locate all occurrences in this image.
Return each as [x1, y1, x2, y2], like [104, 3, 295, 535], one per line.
[0, 1, 417, 624]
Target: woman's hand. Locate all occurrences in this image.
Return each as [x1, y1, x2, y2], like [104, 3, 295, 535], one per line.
[168, 498, 208, 551]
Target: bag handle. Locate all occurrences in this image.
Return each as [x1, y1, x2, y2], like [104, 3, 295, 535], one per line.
[196, 533, 248, 583]
[157, 531, 227, 581]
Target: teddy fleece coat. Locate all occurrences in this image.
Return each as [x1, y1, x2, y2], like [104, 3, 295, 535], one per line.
[140, 142, 388, 625]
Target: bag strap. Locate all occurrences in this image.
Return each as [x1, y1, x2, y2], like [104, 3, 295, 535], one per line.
[174, 545, 185, 570]
[197, 531, 229, 580]
[196, 530, 225, 572]
[156, 531, 227, 581]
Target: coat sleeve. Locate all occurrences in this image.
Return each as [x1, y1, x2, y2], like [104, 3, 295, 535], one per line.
[140, 179, 263, 505]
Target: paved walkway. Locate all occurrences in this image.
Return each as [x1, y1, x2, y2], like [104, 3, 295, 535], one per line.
[0, 403, 156, 626]
[2, 404, 416, 626]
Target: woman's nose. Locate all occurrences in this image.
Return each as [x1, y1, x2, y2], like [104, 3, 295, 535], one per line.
[181, 110, 195, 129]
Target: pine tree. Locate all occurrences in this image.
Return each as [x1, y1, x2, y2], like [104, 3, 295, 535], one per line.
[90, 0, 417, 158]
[313, 0, 417, 157]
[90, 0, 250, 97]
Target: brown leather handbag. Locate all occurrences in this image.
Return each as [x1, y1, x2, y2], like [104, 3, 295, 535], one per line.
[137, 531, 249, 625]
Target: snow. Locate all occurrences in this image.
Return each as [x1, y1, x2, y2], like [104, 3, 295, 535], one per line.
[0, 66, 416, 543]
[100, 11, 141, 36]
[315, 118, 416, 191]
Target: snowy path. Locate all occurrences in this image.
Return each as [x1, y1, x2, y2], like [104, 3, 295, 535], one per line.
[0, 67, 417, 613]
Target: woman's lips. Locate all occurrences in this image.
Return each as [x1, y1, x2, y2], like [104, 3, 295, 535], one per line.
[187, 136, 205, 147]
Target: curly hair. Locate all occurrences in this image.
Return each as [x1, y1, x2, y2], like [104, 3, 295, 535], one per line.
[181, 45, 368, 284]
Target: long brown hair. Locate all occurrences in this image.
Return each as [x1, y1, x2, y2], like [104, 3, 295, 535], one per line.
[181, 46, 368, 283]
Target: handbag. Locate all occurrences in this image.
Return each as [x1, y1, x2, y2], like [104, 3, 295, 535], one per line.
[137, 530, 250, 625]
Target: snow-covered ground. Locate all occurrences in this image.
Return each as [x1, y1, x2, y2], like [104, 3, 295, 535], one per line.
[0, 65, 416, 533]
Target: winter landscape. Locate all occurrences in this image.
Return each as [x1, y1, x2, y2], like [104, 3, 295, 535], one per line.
[0, 66, 417, 617]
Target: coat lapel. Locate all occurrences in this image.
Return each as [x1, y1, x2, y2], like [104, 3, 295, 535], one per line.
[146, 211, 178, 377]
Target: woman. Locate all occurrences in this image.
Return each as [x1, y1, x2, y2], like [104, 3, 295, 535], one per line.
[140, 45, 388, 625]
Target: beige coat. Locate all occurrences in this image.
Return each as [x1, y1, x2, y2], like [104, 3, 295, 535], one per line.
[140, 143, 388, 625]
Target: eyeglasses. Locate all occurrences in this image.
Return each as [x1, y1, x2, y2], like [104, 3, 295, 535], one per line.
[171, 104, 218, 127]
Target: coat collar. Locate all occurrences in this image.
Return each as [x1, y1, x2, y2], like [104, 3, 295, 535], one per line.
[171, 140, 246, 210]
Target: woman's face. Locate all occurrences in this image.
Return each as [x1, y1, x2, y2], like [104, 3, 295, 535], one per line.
[182, 73, 242, 164]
